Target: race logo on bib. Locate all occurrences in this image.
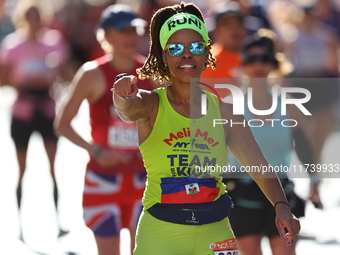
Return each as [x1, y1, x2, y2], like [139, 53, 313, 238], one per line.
[210, 238, 238, 255]
[213, 250, 238, 255]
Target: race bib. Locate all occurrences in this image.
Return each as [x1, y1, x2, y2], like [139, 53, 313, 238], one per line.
[108, 126, 139, 149]
[210, 238, 238, 255]
[214, 250, 238, 255]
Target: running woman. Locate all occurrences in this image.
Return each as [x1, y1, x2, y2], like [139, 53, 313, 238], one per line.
[54, 4, 154, 255]
[112, 2, 300, 254]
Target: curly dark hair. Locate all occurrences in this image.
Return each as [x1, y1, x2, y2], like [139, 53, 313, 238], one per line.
[137, 2, 216, 84]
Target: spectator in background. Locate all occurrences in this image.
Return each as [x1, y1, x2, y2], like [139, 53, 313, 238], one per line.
[227, 29, 323, 255]
[202, 1, 246, 80]
[273, 0, 339, 166]
[232, 0, 272, 34]
[282, 1, 339, 78]
[0, 0, 70, 241]
[316, 0, 340, 39]
[201, 1, 247, 99]
[54, 4, 154, 255]
[48, 0, 112, 66]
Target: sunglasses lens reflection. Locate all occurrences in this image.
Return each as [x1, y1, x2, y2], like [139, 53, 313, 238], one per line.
[168, 44, 185, 57]
[189, 42, 205, 55]
[167, 42, 205, 56]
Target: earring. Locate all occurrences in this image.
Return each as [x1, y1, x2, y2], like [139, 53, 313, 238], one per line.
[164, 63, 169, 71]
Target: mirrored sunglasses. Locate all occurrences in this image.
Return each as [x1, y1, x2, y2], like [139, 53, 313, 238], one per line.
[165, 42, 207, 57]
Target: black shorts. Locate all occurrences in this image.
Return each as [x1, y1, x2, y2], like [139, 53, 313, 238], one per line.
[227, 178, 278, 238]
[226, 178, 305, 238]
[10, 89, 58, 148]
[229, 200, 278, 238]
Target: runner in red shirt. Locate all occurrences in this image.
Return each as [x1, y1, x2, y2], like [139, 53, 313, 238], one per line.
[54, 4, 154, 255]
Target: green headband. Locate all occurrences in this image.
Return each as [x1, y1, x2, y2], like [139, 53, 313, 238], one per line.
[159, 13, 209, 50]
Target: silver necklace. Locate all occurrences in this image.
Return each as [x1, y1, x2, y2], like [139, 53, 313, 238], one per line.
[168, 88, 196, 122]
[179, 105, 190, 118]
[179, 105, 196, 124]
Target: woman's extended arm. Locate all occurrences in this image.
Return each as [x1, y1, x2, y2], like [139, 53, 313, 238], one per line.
[113, 75, 157, 122]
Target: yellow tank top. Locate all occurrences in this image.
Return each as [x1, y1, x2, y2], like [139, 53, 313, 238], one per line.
[139, 87, 228, 210]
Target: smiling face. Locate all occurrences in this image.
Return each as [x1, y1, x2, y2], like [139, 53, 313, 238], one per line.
[163, 29, 207, 85]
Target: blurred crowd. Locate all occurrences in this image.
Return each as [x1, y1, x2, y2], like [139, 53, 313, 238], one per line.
[0, 0, 339, 254]
[1, 0, 339, 80]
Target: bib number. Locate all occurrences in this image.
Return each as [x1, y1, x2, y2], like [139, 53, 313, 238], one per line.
[108, 127, 138, 148]
[214, 251, 238, 255]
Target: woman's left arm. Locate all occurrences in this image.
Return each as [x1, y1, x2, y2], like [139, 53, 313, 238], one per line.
[223, 103, 300, 243]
